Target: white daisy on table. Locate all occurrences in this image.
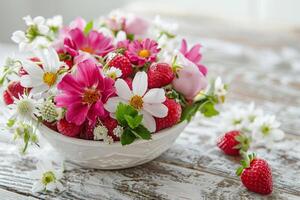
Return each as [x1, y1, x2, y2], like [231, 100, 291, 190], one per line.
[104, 71, 168, 132]
[8, 94, 40, 123]
[251, 114, 285, 146]
[20, 48, 64, 95]
[31, 160, 64, 193]
[104, 67, 122, 80]
[220, 105, 247, 132]
[244, 103, 264, 126]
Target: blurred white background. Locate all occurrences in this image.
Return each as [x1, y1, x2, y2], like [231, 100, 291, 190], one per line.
[0, 0, 300, 43]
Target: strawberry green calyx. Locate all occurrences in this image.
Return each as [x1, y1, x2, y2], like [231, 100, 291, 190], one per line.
[233, 133, 252, 154]
[236, 152, 256, 176]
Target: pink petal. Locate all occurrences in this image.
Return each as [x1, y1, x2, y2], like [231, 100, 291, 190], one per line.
[55, 94, 81, 107]
[57, 74, 83, 94]
[66, 102, 89, 125]
[69, 28, 86, 49]
[180, 39, 188, 54]
[87, 101, 105, 124]
[76, 60, 101, 87]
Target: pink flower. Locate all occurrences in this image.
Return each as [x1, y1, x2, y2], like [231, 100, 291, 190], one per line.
[55, 59, 115, 125]
[172, 53, 207, 100]
[126, 39, 160, 66]
[125, 17, 149, 35]
[117, 39, 130, 49]
[64, 28, 114, 57]
[180, 39, 207, 76]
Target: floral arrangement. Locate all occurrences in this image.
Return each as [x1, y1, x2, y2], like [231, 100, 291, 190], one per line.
[1, 11, 226, 152]
[0, 10, 286, 195]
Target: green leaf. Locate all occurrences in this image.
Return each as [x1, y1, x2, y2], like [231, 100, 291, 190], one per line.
[121, 128, 136, 145]
[236, 166, 244, 176]
[199, 101, 219, 117]
[22, 128, 30, 153]
[84, 21, 93, 35]
[180, 102, 202, 122]
[6, 119, 16, 128]
[132, 125, 151, 140]
[127, 33, 134, 41]
[124, 114, 143, 129]
[115, 103, 138, 126]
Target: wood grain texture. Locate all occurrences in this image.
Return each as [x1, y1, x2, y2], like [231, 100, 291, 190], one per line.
[0, 13, 300, 200]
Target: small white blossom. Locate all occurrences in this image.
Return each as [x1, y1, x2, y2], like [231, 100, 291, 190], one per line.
[251, 115, 285, 147]
[46, 15, 63, 28]
[23, 15, 49, 34]
[220, 105, 247, 132]
[151, 15, 178, 38]
[8, 94, 40, 123]
[105, 67, 122, 80]
[31, 160, 64, 193]
[113, 125, 123, 137]
[104, 135, 114, 144]
[93, 125, 108, 140]
[214, 77, 227, 103]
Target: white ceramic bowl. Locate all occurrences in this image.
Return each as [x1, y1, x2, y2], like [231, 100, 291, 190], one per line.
[39, 122, 187, 169]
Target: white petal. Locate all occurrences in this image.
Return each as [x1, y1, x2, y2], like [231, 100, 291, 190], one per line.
[104, 97, 124, 113]
[22, 60, 44, 77]
[143, 104, 168, 118]
[11, 31, 26, 43]
[47, 48, 61, 71]
[32, 181, 45, 193]
[38, 25, 49, 35]
[31, 84, 48, 94]
[272, 129, 285, 141]
[20, 75, 42, 88]
[115, 79, 132, 100]
[46, 182, 56, 192]
[33, 16, 45, 25]
[132, 71, 147, 96]
[23, 15, 33, 25]
[143, 88, 166, 103]
[141, 111, 156, 132]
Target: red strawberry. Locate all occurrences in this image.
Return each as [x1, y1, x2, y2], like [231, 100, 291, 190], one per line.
[57, 118, 81, 137]
[102, 116, 120, 141]
[108, 54, 133, 78]
[217, 130, 251, 156]
[3, 90, 14, 105]
[80, 122, 95, 140]
[3, 81, 25, 105]
[236, 153, 273, 195]
[148, 63, 175, 88]
[155, 98, 182, 132]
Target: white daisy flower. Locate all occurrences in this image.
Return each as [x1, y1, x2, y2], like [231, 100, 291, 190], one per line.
[23, 15, 49, 35]
[93, 125, 108, 141]
[214, 76, 227, 103]
[31, 160, 64, 193]
[8, 94, 39, 123]
[220, 105, 247, 132]
[20, 48, 63, 95]
[252, 115, 285, 146]
[244, 103, 264, 125]
[105, 67, 122, 80]
[151, 15, 178, 39]
[104, 71, 168, 132]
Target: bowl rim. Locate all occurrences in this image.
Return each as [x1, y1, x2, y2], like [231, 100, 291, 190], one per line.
[39, 121, 188, 147]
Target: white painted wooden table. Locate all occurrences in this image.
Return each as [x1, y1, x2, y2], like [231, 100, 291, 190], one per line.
[0, 15, 300, 199]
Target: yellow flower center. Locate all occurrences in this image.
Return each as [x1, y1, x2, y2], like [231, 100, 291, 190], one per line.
[42, 171, 56, 185]
[82, 88, 101, 105]
[129, 95, 143, 110]
[81, 46, 95, 54]
[138, 49, 150, 58]
[108, 72, 117, 80]
[43, 72, 57, 87]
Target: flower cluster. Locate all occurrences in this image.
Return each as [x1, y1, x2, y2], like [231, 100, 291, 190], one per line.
[220, 103, 284, 147]
[2, 11, 225, 148]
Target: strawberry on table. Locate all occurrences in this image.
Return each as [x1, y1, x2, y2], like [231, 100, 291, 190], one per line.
[57, 118, 82, 137]
[155, 98, 182, 132]
[217, 130, 251, 156]
[236, 153, 273, 195]
[107, 54, 133, 78]
[147, 63, 175, 88]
